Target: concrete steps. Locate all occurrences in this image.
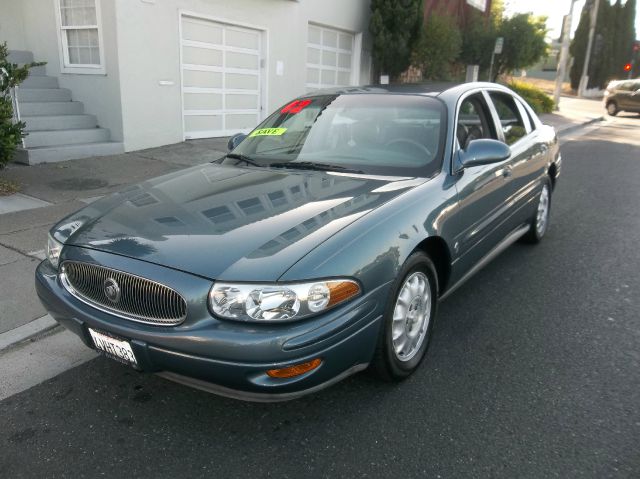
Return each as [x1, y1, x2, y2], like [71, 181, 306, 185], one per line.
[9, 49, 123, 164]
[14, 142, 125, 165]
[28, 65, 47, 76]
[21, 75, 59, 89]
[18, 88, 72, 102]
[7, 50, 34, 64]
[23, 114, 97, 132]
[24, 128, 111, 148]
[19, 101, 85, 116]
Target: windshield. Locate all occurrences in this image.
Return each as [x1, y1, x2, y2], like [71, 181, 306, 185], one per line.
[225, 94, 446, 177]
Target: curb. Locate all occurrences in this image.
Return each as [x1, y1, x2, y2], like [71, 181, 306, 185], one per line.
[0, 314, 60, 353]
[556, 116, 605, 138]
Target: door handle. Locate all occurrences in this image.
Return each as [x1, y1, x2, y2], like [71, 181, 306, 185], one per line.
[502, 166, 513, 178]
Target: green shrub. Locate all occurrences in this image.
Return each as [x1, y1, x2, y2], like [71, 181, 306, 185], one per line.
[0, 42, 44, 168]
[507, 80, 554, 114]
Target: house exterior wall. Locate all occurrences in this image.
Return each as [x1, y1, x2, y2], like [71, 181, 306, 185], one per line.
[3, 0, 371, 154]
[114, 0, 372, 152]
[0, 1, 27, 50]
[3, 0, 124, 143]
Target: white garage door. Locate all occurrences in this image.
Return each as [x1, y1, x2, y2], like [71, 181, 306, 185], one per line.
[306, 25, 354, 92]
[180, 15, 262, 139]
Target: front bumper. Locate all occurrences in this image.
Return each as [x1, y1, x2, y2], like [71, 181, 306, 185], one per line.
[35, 254, 387, 401]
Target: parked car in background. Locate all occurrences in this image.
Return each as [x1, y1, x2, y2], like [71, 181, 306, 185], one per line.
[604, 79, 640, 116]
[36, 82, 561, 401]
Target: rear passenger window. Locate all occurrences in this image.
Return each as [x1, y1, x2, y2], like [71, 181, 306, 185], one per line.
[489, 92, 527, 145]
[456, 94, 495, 150]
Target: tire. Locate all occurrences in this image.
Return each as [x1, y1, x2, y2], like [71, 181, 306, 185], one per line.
[522, 179, 551, 244]
[606, 101, 619, 116]
[372, 252, 438, 381]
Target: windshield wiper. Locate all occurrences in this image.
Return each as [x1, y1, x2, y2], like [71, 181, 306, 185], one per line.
[268, 161, 364, 174]
[223, 153, 263, 167]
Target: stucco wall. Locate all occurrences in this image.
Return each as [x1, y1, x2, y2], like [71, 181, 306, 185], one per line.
[13, 0, 124, 142]
[0, 1, 27, 50]
[115, 0, 372, 152]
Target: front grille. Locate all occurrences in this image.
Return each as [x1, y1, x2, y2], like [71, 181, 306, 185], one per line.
[61, 261, 187, 326]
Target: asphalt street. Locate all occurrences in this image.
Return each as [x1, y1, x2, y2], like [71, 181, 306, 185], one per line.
[1, 114, 639, 478]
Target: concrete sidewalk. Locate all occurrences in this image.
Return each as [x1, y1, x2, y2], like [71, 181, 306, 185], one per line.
[0, 137, 228, 344]
[0, 96, 605, 351]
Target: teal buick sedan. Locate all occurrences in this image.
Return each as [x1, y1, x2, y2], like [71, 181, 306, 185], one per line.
[36, 82, 561, 401]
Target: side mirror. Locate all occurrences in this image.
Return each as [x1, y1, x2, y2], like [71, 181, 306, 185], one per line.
[457, 139, 511, 170]
[227, 133, 247, 151]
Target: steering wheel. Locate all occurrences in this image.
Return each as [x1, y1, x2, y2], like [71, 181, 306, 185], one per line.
[384, 138, 432, 159]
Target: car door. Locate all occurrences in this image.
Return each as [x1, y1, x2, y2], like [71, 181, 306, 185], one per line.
[486, 90, 544, 226]
[449, 91, 517, 279]
[630, 81, 640, 112]
[616, 81, 635, 110]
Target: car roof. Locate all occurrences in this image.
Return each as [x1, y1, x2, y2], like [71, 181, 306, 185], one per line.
[302, 82, 510, 98]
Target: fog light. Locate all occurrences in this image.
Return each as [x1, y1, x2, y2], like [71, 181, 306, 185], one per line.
[266, 358, 322, 378]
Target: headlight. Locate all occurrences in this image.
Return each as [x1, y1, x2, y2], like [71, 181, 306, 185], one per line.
[209, 280, 360, 322]
[47, 234, 63, 269]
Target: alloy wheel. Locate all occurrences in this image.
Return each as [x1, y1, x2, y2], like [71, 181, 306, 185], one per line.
[391, 272, 432, 362]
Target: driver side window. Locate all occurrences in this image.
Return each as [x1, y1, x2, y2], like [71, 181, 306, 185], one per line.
[456, 94, 495, 150]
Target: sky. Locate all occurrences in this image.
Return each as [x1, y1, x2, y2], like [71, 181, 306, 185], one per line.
[503, 0, 640, 40]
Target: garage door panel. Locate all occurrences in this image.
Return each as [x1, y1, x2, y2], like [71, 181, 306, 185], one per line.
[181, 15, 262, 138]
[225, 72, 258, 90]
[322, 30, 338, 48]
[308, 26, 321, 45]
[306, 68, 320, 84]
[226, 94, 258, 110]
[183, 70, 223, 89]
[226, 113, 259, 130]
[338, 53, 351, 69]
[182, 46, 223, 67]
[338, 34, 353, 51]
[226, 51, 259, 70]
[184, 92, 223, 110]
[306, 24, 354, 90]
[337, 71, 351, 85]
[322, 50, 336, 67]
[321, 70, 335, 85]
[226, 28, 260, 50]
[182, 18, 223, 44]
[184, 115, 223, 132]
[307, 47, 321, 65]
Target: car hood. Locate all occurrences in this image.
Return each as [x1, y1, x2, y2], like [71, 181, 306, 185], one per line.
[54, 163, 426, 281]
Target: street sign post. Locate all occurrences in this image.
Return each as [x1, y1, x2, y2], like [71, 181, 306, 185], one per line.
[488, 37, 504, 81]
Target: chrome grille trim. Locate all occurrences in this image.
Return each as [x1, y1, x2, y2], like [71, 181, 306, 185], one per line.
[60, 261, 187, 326]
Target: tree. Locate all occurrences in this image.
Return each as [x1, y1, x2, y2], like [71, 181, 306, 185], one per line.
[570, 0, 637, 90]
[0, 43, 42, 168]
[412, 14, 462, 80]
[491, 14, 548, 81]
[369, 0, 423, 81]
[460, 1, 548, 81]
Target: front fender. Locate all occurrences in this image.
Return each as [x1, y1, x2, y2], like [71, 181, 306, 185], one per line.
[279, 173, 458, 294]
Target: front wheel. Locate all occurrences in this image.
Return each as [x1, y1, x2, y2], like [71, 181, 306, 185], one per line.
[522, 181, 551, 243]
[372, 252, 438, 381]
[606, 101, 619, 116]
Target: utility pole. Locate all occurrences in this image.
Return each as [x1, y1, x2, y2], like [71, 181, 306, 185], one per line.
[578, 0, 601, 97]
[553, 0, 578, 110]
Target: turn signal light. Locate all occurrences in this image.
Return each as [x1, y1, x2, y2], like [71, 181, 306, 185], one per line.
[266, 358, 322, 378]
[327, 281, 360, 307]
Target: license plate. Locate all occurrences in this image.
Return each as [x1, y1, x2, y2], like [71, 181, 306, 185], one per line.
[89, 328, 138, 367]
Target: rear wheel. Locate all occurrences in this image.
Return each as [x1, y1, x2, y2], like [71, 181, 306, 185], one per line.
[522, 180, 551, 244]
[372, 252, 438, 381]
[606, 101, 619, 116]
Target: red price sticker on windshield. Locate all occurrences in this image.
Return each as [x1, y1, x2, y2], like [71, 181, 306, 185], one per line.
[281, 99, 312, 114]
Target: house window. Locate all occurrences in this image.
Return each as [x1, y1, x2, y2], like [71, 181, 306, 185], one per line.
[55, 0, 105, 74]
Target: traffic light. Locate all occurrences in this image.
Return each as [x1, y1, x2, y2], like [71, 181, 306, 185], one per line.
[623, 63, 632, 72]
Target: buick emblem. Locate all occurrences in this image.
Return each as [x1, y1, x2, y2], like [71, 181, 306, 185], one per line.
[104, 278, 121, 303]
